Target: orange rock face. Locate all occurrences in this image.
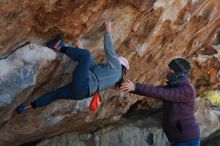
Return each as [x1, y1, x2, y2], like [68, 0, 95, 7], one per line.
[0, 0, 219, 145]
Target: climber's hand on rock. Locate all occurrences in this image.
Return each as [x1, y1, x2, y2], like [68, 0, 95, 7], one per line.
[73, 38, 83, 48]
[120, 79, 135, 92]
[104, 21, 111, 32]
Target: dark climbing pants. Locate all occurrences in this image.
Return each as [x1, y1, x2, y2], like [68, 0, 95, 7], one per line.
[170, 137, 200, 146]
[31, 46, 91, 108]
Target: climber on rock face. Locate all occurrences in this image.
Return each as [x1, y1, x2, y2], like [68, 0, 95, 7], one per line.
[120, 58, 200, 146]
[16, 21, 129, 113]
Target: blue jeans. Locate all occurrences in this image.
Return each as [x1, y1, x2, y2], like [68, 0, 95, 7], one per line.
[170, 137, 200, 146]
[31, 46, 91, 108]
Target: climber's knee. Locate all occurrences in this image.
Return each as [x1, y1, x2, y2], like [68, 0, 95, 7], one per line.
[81, 49, 91, 59]
[79, 49, 92, 64]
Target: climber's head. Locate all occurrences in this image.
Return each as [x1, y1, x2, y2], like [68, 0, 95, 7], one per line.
[115, 56, 129, 88]
[118, 56, 129, 70]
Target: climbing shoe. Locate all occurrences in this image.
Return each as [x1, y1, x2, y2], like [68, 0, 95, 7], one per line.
[89, 92, 101, 111]
[16, 104, 25, 114]
[47, 33, 64, 50]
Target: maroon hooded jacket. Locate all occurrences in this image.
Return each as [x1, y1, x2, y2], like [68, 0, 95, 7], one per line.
[134, 78, 200, 142]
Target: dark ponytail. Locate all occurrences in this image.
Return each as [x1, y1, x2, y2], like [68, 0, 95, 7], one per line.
[115, 65, 127, 88]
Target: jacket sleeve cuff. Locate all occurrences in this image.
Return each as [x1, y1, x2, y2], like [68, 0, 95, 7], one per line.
[104, 32, 112, 36]
[130, 83, 140, 94]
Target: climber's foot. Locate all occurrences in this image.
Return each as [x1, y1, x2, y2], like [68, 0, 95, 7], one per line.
[16, 104, 25, 114]
[47, 33, 64, 51]
[16, 104, 32, 114]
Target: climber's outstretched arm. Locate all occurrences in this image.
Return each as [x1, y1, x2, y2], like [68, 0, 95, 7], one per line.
[103, 21, 121, 69]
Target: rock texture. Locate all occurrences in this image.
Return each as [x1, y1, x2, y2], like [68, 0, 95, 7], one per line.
[36, 113, 169, 146]
[0, 0, 220, 145]
[35, 98, 220, 146]
[201, 129, 220, 146]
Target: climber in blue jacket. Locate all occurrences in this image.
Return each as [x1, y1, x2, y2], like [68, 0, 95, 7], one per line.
[17, 21, 129, 113]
